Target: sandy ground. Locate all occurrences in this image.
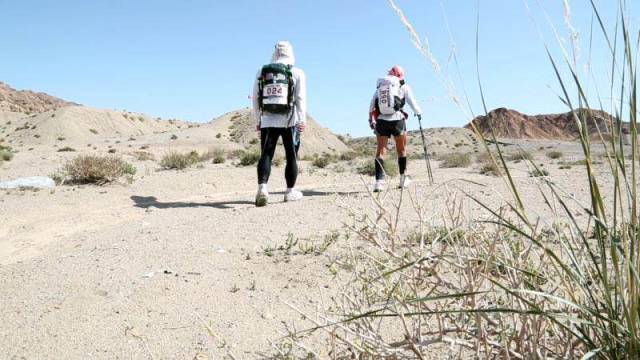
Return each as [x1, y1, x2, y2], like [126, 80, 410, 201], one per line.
[0, 139, 618, 359]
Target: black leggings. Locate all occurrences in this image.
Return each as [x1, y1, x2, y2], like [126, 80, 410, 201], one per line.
[257, 127, 298, 188]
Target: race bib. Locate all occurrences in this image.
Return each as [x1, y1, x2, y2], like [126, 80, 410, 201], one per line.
[262, 84, 288, 105]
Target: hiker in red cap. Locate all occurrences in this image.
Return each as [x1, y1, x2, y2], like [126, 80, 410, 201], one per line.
[369, 65, 422, 192]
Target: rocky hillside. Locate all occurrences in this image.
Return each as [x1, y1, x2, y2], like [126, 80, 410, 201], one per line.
[466, 108, 621, 140]
[0, 82, 78, 114]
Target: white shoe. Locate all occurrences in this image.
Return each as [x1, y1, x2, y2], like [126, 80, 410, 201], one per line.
[373, 180, 385, 193]
[256, 185, 269, 207]
[284, 188, 303, 202]
[399, 175, 412, 189]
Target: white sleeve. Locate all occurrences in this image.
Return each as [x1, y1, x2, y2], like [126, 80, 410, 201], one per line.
[252, 70, 261, 124]
[370, 90, 378, 113]
[294, 69, 307, 125]
[404, 85, 422, 116]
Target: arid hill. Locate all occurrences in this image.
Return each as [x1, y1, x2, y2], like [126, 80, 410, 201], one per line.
[466, 108, 622, 140]
[0, 80, 348, 157]
[0, 82, 78, 115]
[201, 109, 350, 156]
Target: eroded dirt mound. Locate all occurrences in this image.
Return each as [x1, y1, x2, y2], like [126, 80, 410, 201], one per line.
[207, 109, 350, 156]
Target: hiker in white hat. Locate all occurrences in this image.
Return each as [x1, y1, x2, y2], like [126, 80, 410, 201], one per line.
[252, 41, 307, 207]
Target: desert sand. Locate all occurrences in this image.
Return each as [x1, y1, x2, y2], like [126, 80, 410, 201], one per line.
[0, 81, 626, 357]
[0, 114, 615, 358]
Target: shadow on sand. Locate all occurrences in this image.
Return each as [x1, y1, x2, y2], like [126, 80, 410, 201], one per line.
[131, 190, 362, 210]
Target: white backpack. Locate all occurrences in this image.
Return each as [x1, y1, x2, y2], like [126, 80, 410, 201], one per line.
[376, 76, 403, 115]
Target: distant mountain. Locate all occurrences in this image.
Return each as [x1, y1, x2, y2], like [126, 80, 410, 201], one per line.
[0, 81, 78, 115]
[465, 108, 622, 140]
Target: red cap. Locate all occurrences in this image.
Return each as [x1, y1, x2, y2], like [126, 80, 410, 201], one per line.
[388, 65, 405, 80]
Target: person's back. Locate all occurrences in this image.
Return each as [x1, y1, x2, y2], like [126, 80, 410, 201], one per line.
[252, 41, 307, 207]
[369, 65, 423, 192]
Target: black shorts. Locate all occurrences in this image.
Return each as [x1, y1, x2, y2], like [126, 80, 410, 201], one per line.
[375, 120, 406, 137]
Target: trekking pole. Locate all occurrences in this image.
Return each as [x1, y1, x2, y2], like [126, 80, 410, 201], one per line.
[416, 114, 434, 185]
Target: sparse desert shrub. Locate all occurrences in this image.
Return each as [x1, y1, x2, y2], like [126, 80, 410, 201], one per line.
[506, 150, 533, 162]
[239, 149, 261, 166]
[249, 138, 259, 145]
[62, 155, 136, 184]
[475, 151, 495, 163]
[0, 149, 13, 162]
[108, 149, 116, 154]
[313, 156, 330, 168]
[132, 151, 155, 161]
[479, 159, 501, 176]
[57, 136, 66, 141]
[89, 129, 98, 135]
[438, 152, 471, 168]
[558, 159, 595, 166]
[57, 147, 76, 152]
[546, 150, 563, 159]
[312, 153, 336, 168]
[273, 155, 284, 167]
[226, 149, 243, 160]
[339, 151, 358, 161]
[216, 133, 222, 139]
[170, 134, 178, 140]
[529, 168, 549, 177]
[201, 147, 226, 164]
[50, 172, 65, 185]
[160, 151, 200, 170]
[357, 159, 398, 177]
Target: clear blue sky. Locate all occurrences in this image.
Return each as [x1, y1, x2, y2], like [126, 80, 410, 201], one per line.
[0, 0, 632, 136]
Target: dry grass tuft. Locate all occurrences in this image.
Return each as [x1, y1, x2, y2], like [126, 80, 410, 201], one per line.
[62, 155, 136, 185]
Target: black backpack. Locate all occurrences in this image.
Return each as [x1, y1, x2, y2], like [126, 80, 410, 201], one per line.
[258, 63, 294, 115]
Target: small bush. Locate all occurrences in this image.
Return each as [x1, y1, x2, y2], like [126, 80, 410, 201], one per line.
[133, 151, 155, 161]
[312, 153, 337, 168]
[479, 160, 501, 176]
[170, 134, 178, 140]
[438, 152, 471, 168]
[160, 151, 200, 170]
[313, 156, 330, 168]
[529, 168, 549, 177]
[215, 133, 222, 139]
[475, 151, 495, 163]
[50, 172, 65, 185]
[357, 159, 398, 177]
[57, 147, 76, 152]
[0, 149, 13, 162]
[89, 129, 98, 135]
[57, 136, 66, 141]
[273, 155, 284, 167]
[227, 149, 244, 160]
[507, 151, 533, 162]
[339, 151, 358, 161]
[546, 150, 563, 159]
[239, 149, 261, 166]
[62, 155, 136, 184]
[202, 147, 226, 164]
